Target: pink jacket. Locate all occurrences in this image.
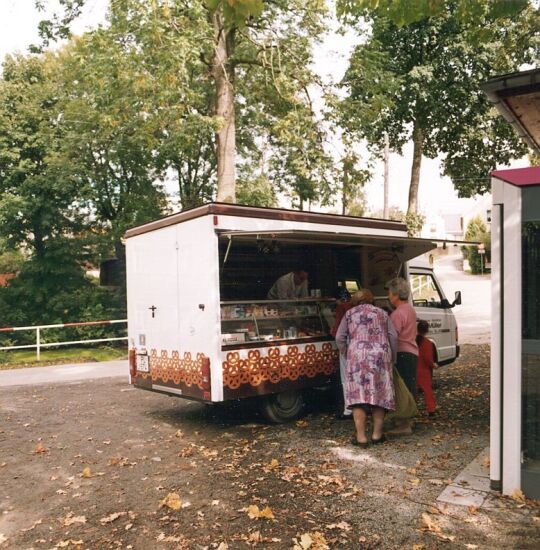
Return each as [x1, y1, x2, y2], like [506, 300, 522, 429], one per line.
[390, 302, 419, 356]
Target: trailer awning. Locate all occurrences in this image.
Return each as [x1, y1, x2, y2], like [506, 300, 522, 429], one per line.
[217, 230, 436, 263]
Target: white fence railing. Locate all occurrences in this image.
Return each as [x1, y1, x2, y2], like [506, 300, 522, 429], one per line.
[0, 319, 127, 360]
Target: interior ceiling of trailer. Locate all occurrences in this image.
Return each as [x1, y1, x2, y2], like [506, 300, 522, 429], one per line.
[218, 230, 435, 263]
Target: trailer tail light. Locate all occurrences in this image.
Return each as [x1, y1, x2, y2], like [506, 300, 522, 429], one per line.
[201, 357, 211, 400]
[455, 326, 459, 343]
[129, 348, 137, 380]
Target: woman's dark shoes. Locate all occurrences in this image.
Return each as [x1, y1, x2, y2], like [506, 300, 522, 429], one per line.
[371, 434, 387, 445]
[350, 437, 369, 448]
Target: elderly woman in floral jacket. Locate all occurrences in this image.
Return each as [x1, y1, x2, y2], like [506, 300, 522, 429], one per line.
[335, 289, 397, 447]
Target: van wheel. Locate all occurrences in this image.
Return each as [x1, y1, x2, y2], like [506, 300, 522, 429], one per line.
[260, 390, 305, 423]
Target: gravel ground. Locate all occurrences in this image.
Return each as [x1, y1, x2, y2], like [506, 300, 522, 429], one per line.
[0, 344, 539, 549]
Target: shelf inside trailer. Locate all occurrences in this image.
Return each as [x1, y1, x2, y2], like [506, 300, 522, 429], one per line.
[220, 299, 335, 347]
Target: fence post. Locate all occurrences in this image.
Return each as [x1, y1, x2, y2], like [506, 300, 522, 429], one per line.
[36, 327, 41, 360]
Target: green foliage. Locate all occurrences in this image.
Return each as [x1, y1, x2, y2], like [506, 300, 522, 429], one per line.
[34, 0, 332, 210]
[369, 206, 405, 221]
[0, 53, 94, 324]
[465, 216, 488, 242]
[463, 216, 490, 274]
[346, 195, 368, 217]
[336, 150, 370, 216]
[237, 175, 278, 207]
[0, 0, 333, 330]
[404, 211, 426, 237]
[0, 245, 24, 274]
[337, 0, 529, 27]
[0, 346, 126, 368]
[205, 0, 264, 27]
[338, 1, 537, 208]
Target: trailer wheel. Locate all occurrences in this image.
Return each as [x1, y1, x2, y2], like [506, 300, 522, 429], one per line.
[260, 390, 305, 423]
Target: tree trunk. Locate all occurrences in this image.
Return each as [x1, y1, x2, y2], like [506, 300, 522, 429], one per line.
[408, 125, 423, 214]
[211, 14, 236, 203]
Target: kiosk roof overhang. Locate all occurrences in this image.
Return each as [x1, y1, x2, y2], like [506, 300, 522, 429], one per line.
[481, 68, 540, 155]
[218, 229, 436, 263]
[492, 166, 540, 187]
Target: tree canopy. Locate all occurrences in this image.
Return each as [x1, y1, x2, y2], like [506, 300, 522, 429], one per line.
[338, 0, 538, 214]
[337, 0, 530, 27]
[0, 0, 536, 327]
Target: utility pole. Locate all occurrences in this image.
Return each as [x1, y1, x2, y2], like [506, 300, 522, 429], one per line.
[383, 132, 389, 219]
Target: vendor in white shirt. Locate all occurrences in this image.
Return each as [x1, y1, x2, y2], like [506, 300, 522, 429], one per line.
[267, 267, 309, 300]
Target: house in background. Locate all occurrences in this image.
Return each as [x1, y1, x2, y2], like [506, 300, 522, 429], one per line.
[419, 196, 492, 244]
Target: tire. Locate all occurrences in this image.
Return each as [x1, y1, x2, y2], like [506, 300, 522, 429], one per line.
[259, 390, 305, 423]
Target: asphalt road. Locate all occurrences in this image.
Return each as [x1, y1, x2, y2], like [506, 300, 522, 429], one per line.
[0, 359, 127, 387]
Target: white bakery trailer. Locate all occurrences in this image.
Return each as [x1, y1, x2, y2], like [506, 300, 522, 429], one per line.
[125, 203, 454, 422]
[490, 167, 540, 499]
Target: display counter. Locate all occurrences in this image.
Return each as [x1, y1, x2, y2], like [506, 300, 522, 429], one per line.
[220, 299, 336, 349]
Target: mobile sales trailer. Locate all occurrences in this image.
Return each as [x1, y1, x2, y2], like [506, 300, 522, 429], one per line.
[126, 203, 460, 422]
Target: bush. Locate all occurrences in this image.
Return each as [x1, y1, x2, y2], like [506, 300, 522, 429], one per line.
[463, 216, 490, 274]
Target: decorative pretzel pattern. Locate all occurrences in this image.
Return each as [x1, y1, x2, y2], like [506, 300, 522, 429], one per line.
[138, 349, 205, 388]
[222, 343, 338, 390]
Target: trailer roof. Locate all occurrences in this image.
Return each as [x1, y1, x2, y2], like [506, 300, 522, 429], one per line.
[125, 203, 406, 239]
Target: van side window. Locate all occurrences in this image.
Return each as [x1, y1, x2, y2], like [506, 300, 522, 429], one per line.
[410, 273, 443, 308]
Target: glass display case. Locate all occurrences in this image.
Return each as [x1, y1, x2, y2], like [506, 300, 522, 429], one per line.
[220, 299, 336, 347]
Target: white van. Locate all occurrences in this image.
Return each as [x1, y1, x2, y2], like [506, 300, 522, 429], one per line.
[125, 203, 460, 422]
[408, 263, 460, 365]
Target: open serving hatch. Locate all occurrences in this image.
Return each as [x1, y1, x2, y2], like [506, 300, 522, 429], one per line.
[218, 229, 436, 264]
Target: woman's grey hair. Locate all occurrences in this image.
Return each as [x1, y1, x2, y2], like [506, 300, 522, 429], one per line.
[386, 277, 410, 300]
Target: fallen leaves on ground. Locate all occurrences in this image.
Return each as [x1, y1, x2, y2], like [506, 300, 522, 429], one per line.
[246, 504, 275, 520]
[33, 442, 47, 454]
[156, 533, 183, 543]
[160, 492, 182, 511]
[100, 512, 126, 524]
[62, 514, 86, 527]
[293, 532, 329, 550]
[54, 541, 83, 548]
[420, 512, 455, 542]
[81, 467, 92, 478]
[326, 521, 351, 532]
